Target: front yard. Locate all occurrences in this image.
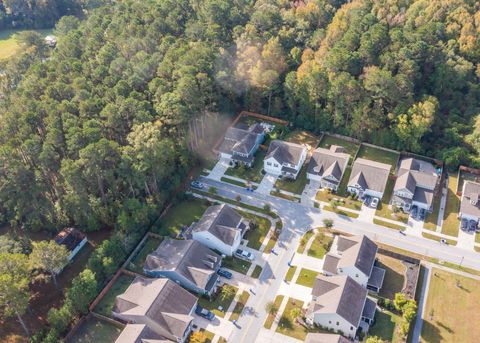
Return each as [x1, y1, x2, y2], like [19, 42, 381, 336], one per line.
[274, 165, 309, 195]
[376, 254, 406, 300]
[421, 268, 480, 342]
[222, 256, 252, 275]
[307, 230, 333, 259]
[315, 189, 362, 211]
[241, 211, 272, 250]
[198, 285, 238, 318]
[229, 290, 250, 321]
[356, 145, 399, 171]
[298, 230, 315, 253]
[441, 174, 460, 237]
[94, 274, 135, 317]
[295, 268, 318, 288]
[127, 235, 163, 274]
[224, 148, 267, 183]
[375, 178, 409, 223]
[264, 295, 284, 329]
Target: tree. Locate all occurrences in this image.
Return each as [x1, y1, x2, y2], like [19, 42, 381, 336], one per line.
[65, 269, 97, 314]
[265, 301, 278, 315]
[189, 331, 208, 343]
[322, 218, 334, 229]
[263, 204, 271, 212]
[220, 285, 236, 301]
[209, 186, 218, 195]
[290, 307, 301, 322]
[235, 195, 242, 202]
[394, 293, 407, 312]
[30, 240, 69, 287]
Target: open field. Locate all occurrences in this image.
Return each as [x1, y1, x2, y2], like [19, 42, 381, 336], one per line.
[94, 274, 135, 317]
[0, 29, 52, 60]
[224, 148, 267, 183]
[356, 144, 399, 170]
[421, 268, 480, 343]
[318, 134, 360, 158]
[377, 254, 406, 300]
[67, 316, 123, 343]
[153, 199, 208, 237]
[441, 174, 460, 237]
[126, 236, 163, 274]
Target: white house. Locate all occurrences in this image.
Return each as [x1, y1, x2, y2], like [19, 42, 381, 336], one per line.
[190, 204, 249, 256]
[218, 123, 265, 167]
[347, 158, 391, 199]
[307, 145, 350, 191]
[460, 181, 480, 223]
[391, 158, 439, 212]
[306, 275, 376, 339]
[263, 140, 307, 179]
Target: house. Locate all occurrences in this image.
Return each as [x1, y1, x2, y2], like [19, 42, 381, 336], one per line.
[459, 181, 480, 224]
[143, 239, 221, 296]
[391, 158, 439, 212]
[306, 275, 376, 338]
[189, 204, 249, 256]
[263, 140, 307, 179]
[54, 228, 88, 262]
[307, 145, 350, 191]
[305, 333, 350, 343]
[113, 276, 197, 343]
[322, 235, 385, 293]
[115, 324, 166, 343]
[218, 123, 265, 167]
[347, 158, 391, 199]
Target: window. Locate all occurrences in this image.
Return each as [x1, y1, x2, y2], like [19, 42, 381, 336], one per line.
[350, 326, 354, 330]
[355, 274, 359, 277]
[274, 163, 278, 167]
[336, 322, 339, 326]
[329, 321, 331, 324]
[267, 162, 272, 166]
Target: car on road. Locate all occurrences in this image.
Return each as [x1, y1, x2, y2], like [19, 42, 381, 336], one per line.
[370, 197, 379, 208]
[411, 206, 418, 219]
[217, 269, 233, 279]
[440, 238, 448, 245]
[419, 208, 426, 221]
[235, 248, 255, 261]
[191, 181, 205, 189]
[461, 219, 468, 231]
[195, 306, 215, 321]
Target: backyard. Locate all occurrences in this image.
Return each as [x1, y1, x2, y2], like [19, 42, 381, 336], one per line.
[126, 235, 163, 274]
[67, 316, 123, 343]
[441, 174, 460, 237]
[274, 165, 309, 194]
[284, 130, 321, 149]
[318, 134, 360, 159]
[224, 148, 267, 183]
[368, 309, 402, 343]
[421, 268, 480, 342]
[375, 178, 409, 223]
[94, 273, 135, 317]
[356, 145, 399, 171]
[0, 29, 53, 60]
[198, 285, 238, 318]
[376, 254, 406, 300]
[295, 268, 318, 288]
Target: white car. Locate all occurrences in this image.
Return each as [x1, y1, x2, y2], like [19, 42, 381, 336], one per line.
[235, 249, 255, 261]
[370, 197, 379, 208]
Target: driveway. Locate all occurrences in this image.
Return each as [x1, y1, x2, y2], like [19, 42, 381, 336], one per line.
[406, 216, 424, 237]
[358, 204, 376, 223]
[301, 181, 320, 206]
[193, 314, 234, 339]
[208, 158, 230, 181]
[456, 228, 475, 250]
[256, 173, 278, 195]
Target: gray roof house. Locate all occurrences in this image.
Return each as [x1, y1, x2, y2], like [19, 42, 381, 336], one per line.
[264, 140, 307, 179]
[190, 204, 249, 256]
[307, 145, 350, 191]
[143, 239, 222, 296]
[305, 333, 350, 343]
[392, 158, 439, 212]
[218, 123, 265, 167]
[115, 324, 170, 343]
[112, 277, 197, 343]
[322, 235, 385, 292]
[306, 275, 376, 338]
[460, 181, 480, 222]
[347, 158, 391, 199]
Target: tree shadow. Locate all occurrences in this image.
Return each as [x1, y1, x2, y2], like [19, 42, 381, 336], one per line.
[421, 320, 443, 343]
[436, 321, 454, 334]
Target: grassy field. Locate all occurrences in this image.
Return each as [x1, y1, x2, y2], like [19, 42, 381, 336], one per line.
[225, 148, 266, 183]
[274, 165, 309, 195]
[368, 309, 402, 343]
[222, 256, 252, 275]
[285, 266, 297, 282]
[323, 205, 359, 218]
[318, 134, 360, 158]
[126, 236, 163, 274]
[0, 29, 52, 60]
[284, 130, 321, 148]
[441, 174, 460, 237]
[295, 268, 318, 288]
[377, 254, 406, 300]
[375, 178, 409, 223]
[229, 290, 250, 321]
[276, 298, 307, 340]
[264, 295, 284, 329]
[95, 274, 135, 317]
[357, 144, 399, 171]
[241, 211, 272, 250]
[307, 231, 333, 259]
[68, 316, 123, 343]
[421, 268, 480, 343]
[153, 199, 208, 237]
[315, 189, 362, 210]
[421, 232, 457, 245]
[373, 218, 405, 231]
[198, 285, 238, 318]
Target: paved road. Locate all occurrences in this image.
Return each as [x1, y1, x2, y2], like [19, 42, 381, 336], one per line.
[198, 176, 480, 343]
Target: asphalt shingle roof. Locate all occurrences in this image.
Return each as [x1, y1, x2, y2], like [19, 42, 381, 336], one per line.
[336, 235, 377, 277]
[461, 181, 480, 219]
[308, 146, 350, 183]
[265, 140, 305, 166]
[348, 158, 391, 193]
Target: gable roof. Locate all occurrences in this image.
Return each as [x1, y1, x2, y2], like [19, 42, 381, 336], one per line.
[308, 146, 350, 182]
[115, 324, 170, 343]
[336, 235, 377, 277]
[348, 158, 391, 193]
[219, 124, 264, 156]
[191, 204, 245, 245]
[144, 239, 221, 290]
[265, 140, 306, 166]
[461, 181, 480, 218]
[305, 333, 350, 343]
[113, 277, 196, 341]
[394, 158, 438, 198]
[308, 275, 367, 327]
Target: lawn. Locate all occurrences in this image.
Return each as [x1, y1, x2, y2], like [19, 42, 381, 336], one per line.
[274, 165, 309, 195]
[323, 205, 359, 218]
[316, 189, 362, 211]
[307, 231, 333, 259]
[127, 236, 163, 274]
[421, 232, 456, 245]
[198, 285, 238, 318]
[229, 290, 250, 321]
[0, 29, 53, 60]
[368, 309, 402, 343]
[285, 266, 297, 282]
[337, 166, 353, 196]
[421, 268, 480, 342]
[220, 176, 248, 188]
[68, 315, 123, 343]
[284, 130, 321, 149]
[153, 199, 208, 237]
[297, 230, 315, 253]
[241, 211, 272, 250]
[423, 190, 442, 231]
[318, 134, 360, 159]
[224, 148, 267, 183]
[295, 268, 318, 288]
[375, 178, 409, 223]
[356, 144, 399, 171]
[441, 174, 460, 237]
[373, 218, 405, 231]
[94, 274, 135, 317]
[270, 189, 300, 202]
[251, 265, 263, 278]
[264, 295, 284, 329]
[376, 254, 406, 300]
[222, 256, 252, 275]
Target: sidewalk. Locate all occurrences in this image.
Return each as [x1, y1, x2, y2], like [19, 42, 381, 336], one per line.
[411, 264, 431, 343]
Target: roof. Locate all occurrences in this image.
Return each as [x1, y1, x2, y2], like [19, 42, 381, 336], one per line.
[367, 266, 386, 290]
[460, 181, 480, 219]
[144, 239, 221, 291]
[265, 140, 306, 166]
[394, 158, 438, 199]
[219, 124, 264, 155]
[308, 146, 350, 183]
[308, 275, 367, 327]
[54, 228, 86, 251]
[348, 158, 391, 193]
[113, 277, 196, 341]
[305, 333, 350, 343]
[362, 298, 377, 320]
[336, 235, 377, 277]
[322, 253, 340, 274]
[191, 204, 244, 245]
[115, 324, 170, 343]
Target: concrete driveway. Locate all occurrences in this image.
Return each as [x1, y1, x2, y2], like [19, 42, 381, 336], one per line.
[456, 228, 475, 250]
[208, 158, 230, 181]
[358, 204, 376, 223]
[193, 314, 234, 339]
[256, 173, 278, 195]
[301, 181, 320, 206]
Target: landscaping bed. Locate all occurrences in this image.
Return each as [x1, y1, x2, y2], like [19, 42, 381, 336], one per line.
[297, 231, 315, 253]
[198, 285, 238, 318]
[127, 236, 163, 274]
[94, 274, 135, 317]
[295, 268, 318, 288]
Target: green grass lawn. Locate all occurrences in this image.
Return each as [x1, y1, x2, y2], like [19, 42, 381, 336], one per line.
[441, 174, 460, 237]
[373, 218, 405, 231]
[95, 274, 135, 317]
[276, 298, 306, 340]
[421, 268, 480, 342]
[241, 211, 272, 250]
[222, 257, 252, 275]
[274, 165, 309, 195]
[270, 190, 300, 202]
[198, 285, 238, 318]
[229, 290, 250, 321]
[316, 189, 362, 210]
[375, 178, 409, 223]
[357, 144, 399, 170]
[295, 268, 318, 288]
[127, 236, 163, 274]
[264, 295, 284, 329]
[285, 266, 297, 282]
[284, 130, 321, 148]
[220, 176, 248, 188]
[323, 205, 359, 218]
[0, 29, 53, 60]
[368, 309, 402, 343]
[307, 231, 333, 259]
[337, 166, 353, 196]
[153, 199, 208, 237]
[422, 232, 457, 245]
[297, 230, 315, 253]
[68, 315, 123, 343]
[423, 189, 442, 231]
[318, 134, 360, 159]
[376, 254, 406, 300]
[224, 148, 267, 183]
[251, 265, 263, 278]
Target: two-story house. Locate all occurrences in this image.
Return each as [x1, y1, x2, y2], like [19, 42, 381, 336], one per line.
[460, 181, 480, 224]
[190, 204, 249, 256]
[218, 123, 265, 167]
[112, 277, 197, 343]
[307, 145, 350, 191]
[306, 275, 376, 339]
[263, 140, 307, 179]
[391, 158, 439, 212]
[143, 239, 222, 296]
[347, 158, 391, 200]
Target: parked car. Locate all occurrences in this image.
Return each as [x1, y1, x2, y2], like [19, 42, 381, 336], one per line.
[419, 208, 426, 221]
[440, 238, 448, 245]
[235, 248, 255, 261]
[461, 219, 468, 231]
[195, 306, 215, 321]
[370, 197, 379, 209]
[191, 181, 205, 189]
[217, 269, 233, 279]
[469, 220, 478, 232]
[363, 196, 371, 206]
[411, 206, 418, 219]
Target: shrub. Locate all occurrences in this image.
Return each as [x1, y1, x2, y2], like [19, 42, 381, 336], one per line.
[264, 204, 271, 212]
[47, 305, 72, 333]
